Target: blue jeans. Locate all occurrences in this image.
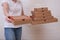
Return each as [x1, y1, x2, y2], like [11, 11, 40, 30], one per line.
[4, 27, 22, 40]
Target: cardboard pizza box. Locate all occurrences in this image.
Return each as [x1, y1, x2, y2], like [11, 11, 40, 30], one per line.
[31, 20, 44, 25]
[10, 16, 32, 25]
[43, 18, 58, 23]
[33, 14, 51, 18]
[31, 11, 51, 18]
[34, 7, 48, 12]
[12, 19, 32, 25]
[49, 18, 58, 22]
[34, 8, 43, 12]
[33, 16, 54, 21]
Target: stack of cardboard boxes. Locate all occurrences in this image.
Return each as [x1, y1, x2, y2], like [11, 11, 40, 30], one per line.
[31, 7, 58, 24]
[11, 7, 58, 25]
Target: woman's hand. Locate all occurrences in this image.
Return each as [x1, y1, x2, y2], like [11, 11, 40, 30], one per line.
[6, 16, 14, 23]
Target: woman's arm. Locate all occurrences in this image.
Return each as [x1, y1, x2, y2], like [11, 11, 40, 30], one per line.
[2, 2, 13, 22]
[21, 7, 24, 16]
[2, 2, 9, 16]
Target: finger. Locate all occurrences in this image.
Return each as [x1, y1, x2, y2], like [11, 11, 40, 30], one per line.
[7, 17, 13, 22]
[8, 16, 14, 20]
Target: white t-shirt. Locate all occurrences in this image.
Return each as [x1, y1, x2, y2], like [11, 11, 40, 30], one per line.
[1, 0, 31, 28]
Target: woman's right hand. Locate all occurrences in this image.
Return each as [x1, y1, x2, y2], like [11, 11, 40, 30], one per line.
[6, 16, 14, 23]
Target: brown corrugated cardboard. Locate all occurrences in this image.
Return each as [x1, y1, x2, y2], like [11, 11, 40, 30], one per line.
[11, 7, 58, 25]
[34, 7, 48, 12]
[32, 10, 51, 15]
[31, 11, 52, 18]
[43, 18, 58, 23]
[33, 16, 54, 21]
[11, 16, 32, 25]
[49, 18, 58, 22]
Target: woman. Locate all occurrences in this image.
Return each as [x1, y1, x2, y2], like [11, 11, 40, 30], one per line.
[1, 0, 31, 40]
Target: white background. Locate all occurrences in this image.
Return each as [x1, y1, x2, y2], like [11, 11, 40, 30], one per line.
[0, 0, 60, 40]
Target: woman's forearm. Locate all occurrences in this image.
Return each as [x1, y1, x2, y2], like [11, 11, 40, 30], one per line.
[3, 3, 10, 17]
[3, 9, 9, 16]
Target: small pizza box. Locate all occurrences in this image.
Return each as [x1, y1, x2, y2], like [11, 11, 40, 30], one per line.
[34, 7, 48, 12]
[9, 16, 32, 25]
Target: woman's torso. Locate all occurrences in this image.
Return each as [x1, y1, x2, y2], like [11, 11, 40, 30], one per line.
[3, 0, 23, 28]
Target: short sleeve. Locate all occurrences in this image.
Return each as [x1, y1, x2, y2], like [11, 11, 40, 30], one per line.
[1, 0, 8, 6]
